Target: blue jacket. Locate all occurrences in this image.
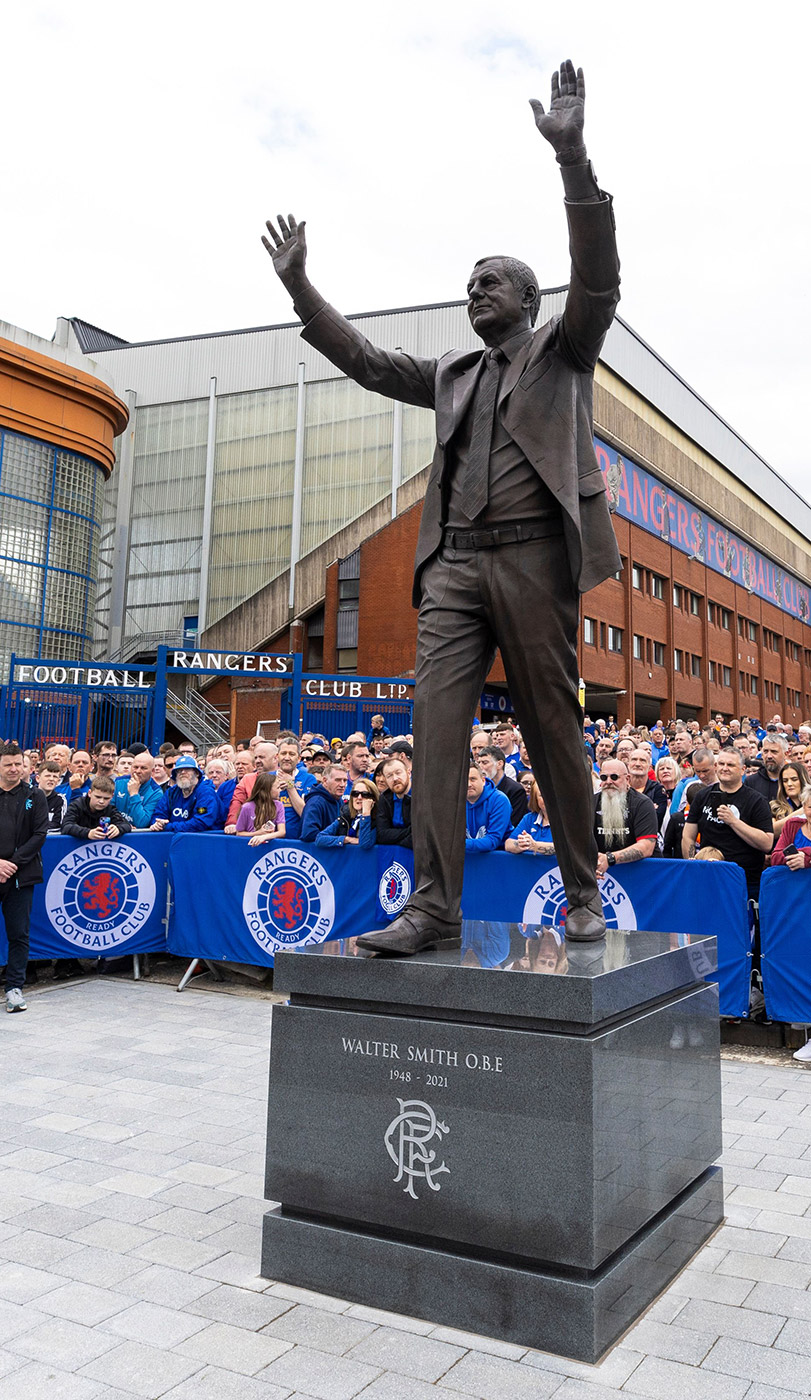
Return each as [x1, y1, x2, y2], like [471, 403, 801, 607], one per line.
[277, 771, 317, 840]
[366, 725, 391, 747]
[315, 806, 376, 850]
[465, 779, 511, 852]
[300, 784, 343, 842]
[152, 777, 218, 832]
[510, 812, 553, 844]
[213, 778, 236, 828]
[55, 777, 91, 803]
[115, 776, 163, 829]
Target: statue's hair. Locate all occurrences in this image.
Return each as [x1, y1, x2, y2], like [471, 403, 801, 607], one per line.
[473, 256, 541, 325]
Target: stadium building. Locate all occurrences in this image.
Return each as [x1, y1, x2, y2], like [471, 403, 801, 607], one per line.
[2, 295, 810, 740]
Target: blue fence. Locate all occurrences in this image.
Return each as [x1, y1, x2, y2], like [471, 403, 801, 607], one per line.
[8, 835, 807, 1020]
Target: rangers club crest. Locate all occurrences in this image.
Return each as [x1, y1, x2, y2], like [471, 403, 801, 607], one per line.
[243, 845, 335, 955]
[522, 865, 637, 930]
[378, 860, 412, 917]
[45, 843, 156, 950]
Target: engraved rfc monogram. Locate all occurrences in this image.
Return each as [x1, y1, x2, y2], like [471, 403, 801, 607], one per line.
[384, 1098, 450, 1199]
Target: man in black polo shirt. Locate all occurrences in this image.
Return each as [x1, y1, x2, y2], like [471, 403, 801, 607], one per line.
[594, 760, 659, 878]
[682, 748, 773, 898]
[0, 742, 49, 1013]
[745, 734, 786, 804]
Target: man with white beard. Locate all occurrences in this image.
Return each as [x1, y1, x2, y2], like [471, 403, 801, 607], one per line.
[594, 760, 658, 878]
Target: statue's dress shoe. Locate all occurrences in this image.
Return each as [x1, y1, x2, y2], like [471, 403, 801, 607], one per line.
[565, 901, 607, 943]
[356, 912, 461, 957]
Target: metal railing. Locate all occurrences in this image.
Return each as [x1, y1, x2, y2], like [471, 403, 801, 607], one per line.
[165, 687, 230, 751]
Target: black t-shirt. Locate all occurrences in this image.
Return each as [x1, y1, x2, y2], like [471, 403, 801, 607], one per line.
[594, 787, 659, 854]
[687, 781, 773, 893]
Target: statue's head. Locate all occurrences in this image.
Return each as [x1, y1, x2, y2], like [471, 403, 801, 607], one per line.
[466, 256, 540, 346]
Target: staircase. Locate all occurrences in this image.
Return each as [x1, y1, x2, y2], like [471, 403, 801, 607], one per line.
[165, 687, 230, 753]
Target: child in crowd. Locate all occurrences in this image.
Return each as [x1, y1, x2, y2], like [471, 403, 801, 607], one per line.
[235, 772, 286, 843]
[62, 775, 133, 840]
[35, 760, 68, 830]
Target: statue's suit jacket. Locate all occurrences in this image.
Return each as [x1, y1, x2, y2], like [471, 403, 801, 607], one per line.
[297, 190, 621, 606]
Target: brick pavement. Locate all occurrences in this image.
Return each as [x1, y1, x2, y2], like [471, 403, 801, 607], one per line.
[2, 979, 811, 1398]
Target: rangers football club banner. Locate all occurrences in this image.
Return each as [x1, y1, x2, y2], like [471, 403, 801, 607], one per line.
[460, 852, 751, 1017]
[167, 835, 378, 965]
[759, 868, 811, 1022]
[9, 833, 171, 959]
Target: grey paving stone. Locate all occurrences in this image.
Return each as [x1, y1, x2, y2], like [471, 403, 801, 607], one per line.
[675, 1298, 784, 1343]
[440, 1350, 563, 1398]
[263, 1302, 378, 1355]
[519, 1345, 644, 1388]
[778, 1238, 811, 1264]
[194, 1250, 270, 1290]
[743, 1387, 810, 1400]
[187, 1283, 294, 1330]
[623, 1354, 749, 1399]
[0, 1299, 49, 1344]
[201, 1220, 259, 1256]
[10, 1203, 100, 1238]
[52, 1244, 148, 1289]
[102, 1300, 209, 1348]
[702, 1335, 811, 1391]
[346, 1325, 465, 1381]
[0, 1263, 66, 1305]
[0, 1230, 81, 1270]
[757, 1211, 811, 1239]
[78, 1338, 203, 1398]
[129, 1233, 226, 1271]
[729, 1187, 809, 1214]
[6, 1315, 120, 1370]
[176, 1319, 295, 1375]
[429, 1324, 527, 1360]
[0, 1359, 103, 1399]
[668, 1268, 755, 1305]
[778, 1176, 811, 1197]
[355, 1375, 475, 1400]
[546, 1383, 627, 1400]
[258, 1343, 383, 1398]
[159, 1363, 293, 1400]
[137, 1205, 225, 1240]
[775, 1317, 811, 1357]
[114, 1263, 218, 1307]
[713, 1225, 788, 1256]
[720, 1167, 786, 1190]
[621, 1318, 715, 1363]
[747, 1281, 811, 1317]
[37, 1280, 134, 1325]
[67, 1219, 159, 1254]
[714, 1252, 811, 1287]
[343, 1302, 434, 1332]
[155, 1183, 238, 1212]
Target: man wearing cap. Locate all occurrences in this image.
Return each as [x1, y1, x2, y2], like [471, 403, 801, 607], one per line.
[149, 757, 218, 832]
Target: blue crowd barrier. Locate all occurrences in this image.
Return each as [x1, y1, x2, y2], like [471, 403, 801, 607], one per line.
[1, 833, 753, 1018]
[0, 832, 171, 962]
[760, 866, 811, 1022]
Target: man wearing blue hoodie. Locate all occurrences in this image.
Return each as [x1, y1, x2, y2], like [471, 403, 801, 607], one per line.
[300, 765, 349, 842]
[115, 752, 163, 829]
[149, 756, 218, 833]
[465, 766, 511, 853]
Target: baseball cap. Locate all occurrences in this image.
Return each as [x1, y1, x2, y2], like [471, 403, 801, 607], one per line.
[173, 755, 202, 775]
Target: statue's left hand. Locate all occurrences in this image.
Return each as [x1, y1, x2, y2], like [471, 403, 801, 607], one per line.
[529, 59, 585, 154]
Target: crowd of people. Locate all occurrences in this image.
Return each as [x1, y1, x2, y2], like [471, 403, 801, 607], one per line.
[2, 708, 810, 1022]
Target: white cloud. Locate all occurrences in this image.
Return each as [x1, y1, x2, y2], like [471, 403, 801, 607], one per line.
[3, 0, 809, 500]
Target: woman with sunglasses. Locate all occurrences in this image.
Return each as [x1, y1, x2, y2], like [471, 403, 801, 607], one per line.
[315, 777, 379, 849]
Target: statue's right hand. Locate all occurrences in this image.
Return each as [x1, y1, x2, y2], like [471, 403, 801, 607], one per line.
[262, 213, 307, 289]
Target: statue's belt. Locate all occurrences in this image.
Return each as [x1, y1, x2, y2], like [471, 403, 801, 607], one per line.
[443, 517, 563, 550]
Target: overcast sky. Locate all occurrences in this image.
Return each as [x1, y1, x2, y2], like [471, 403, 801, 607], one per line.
[4, 2, 809, 501]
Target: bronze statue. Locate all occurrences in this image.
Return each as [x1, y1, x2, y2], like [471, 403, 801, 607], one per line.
[263, 60, 621, 952]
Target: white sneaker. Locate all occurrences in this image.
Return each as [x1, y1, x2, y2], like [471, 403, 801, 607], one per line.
[5, 988, 27, 1013]
[793, 1041, 811, 1063]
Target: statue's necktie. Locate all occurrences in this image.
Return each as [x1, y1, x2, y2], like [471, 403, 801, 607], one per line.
[461, 348, 503, 521]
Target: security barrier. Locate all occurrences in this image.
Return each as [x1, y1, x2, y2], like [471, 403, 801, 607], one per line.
[0, 835, 764, 1019]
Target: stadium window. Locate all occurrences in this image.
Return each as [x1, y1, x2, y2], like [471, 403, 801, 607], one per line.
[583, 617, 596, 646]
[690, 592, 701, 616]
[709, 661, 717, 683]
[653, 641, 665, 667]
[673, 584, 682, 608]
[632, 565, 642, 590]
[651, 573, 665, 600]
[723, 666, 732, 687]
[720, 608, 731, 630]
[608, 627, 623, 653]
[691, 655, 701, 678]
[674, 649, 683, 672]
[633, 634, 644, 660]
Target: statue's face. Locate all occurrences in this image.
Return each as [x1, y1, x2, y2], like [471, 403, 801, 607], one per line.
[466, 260, 529, 345]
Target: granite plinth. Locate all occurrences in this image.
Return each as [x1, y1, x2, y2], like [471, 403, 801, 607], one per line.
[261, 926, 723, 1362]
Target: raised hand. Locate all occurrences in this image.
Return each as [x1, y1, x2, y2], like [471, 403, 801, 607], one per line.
[529, 59, 586, 157]
[262, 213, 308, 293]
